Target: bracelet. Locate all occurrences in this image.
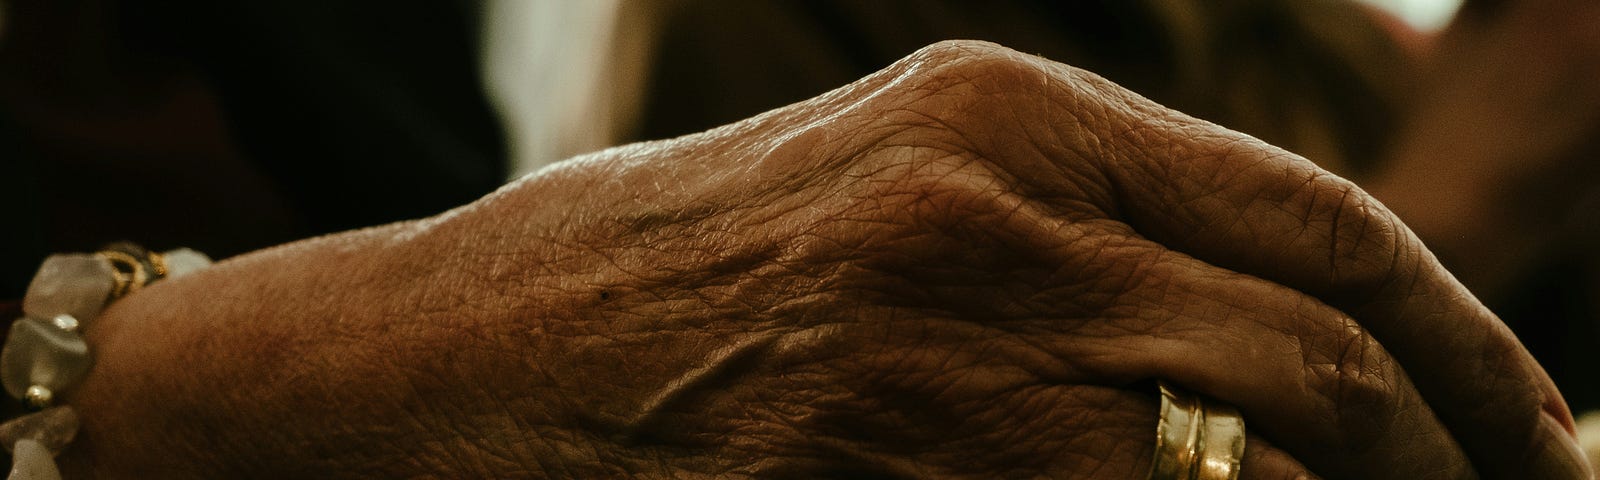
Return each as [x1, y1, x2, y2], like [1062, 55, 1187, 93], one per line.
[0, 244, 211, 479]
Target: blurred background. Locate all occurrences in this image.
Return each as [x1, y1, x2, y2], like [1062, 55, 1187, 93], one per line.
[484, 0, 1459, 177]
[488, 0, 1463, 176]
[1, 0, 1596, 458]
[1358, 0, 1462, 30]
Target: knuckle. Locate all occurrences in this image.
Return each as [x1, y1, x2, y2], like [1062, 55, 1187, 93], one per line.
[901, 40, 1054, 98]
[1318, 178, 1413, 290]
[906, 40, 1018, 72]
[847, 149, 1008, 231]
[889, 41, 1144, 202]
[1304, 316, 1402, 453]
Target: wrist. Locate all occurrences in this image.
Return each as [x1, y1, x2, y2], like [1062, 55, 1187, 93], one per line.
[0, 246, 215, 478]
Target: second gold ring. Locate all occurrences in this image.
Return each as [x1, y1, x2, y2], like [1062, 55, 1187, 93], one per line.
[1150, 381, 1246, 480]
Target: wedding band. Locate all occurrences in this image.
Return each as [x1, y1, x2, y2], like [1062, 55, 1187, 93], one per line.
[1150, 381, 1246, 480]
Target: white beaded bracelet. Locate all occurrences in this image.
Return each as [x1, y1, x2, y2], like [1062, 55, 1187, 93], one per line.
[0, 245, 211, 480]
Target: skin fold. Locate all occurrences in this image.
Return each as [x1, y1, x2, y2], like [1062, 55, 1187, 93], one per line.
[53, 41, 1590, 479]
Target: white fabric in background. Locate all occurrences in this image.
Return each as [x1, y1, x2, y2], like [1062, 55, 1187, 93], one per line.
[1354, 0, 1463, 31]
[481, 0, 648, 177]
[477, 0, 1458, 178]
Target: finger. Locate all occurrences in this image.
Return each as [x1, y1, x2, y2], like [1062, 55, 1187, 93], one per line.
[1097, 116, 1583, 478]
[926, 386, 1318, 480]
[784, 383, 1316, 479]
[1244, 435, 1323, 480]
[975, 209, 1474, 479]
[634, 325, 1316, 478]
[967, 50, 1590, 478]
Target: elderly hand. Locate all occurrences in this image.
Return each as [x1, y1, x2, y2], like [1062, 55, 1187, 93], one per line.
[61, 41, 1589, 479]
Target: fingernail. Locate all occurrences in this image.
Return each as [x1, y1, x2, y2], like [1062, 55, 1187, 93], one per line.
[1528, 412, 1594, 480]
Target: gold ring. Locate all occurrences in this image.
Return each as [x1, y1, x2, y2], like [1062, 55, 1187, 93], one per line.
[98, 250, 149, 299]
[147, 249, 170, 279]
[1150, 381, 1246, 480]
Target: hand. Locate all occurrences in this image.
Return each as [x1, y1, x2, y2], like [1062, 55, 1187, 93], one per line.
[62, 41, 1589, 478]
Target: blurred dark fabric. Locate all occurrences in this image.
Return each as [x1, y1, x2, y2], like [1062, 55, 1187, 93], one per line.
[1500, 247, 1600, 413]
[0, 0, 508, 296]
[0, 111, 46, 296]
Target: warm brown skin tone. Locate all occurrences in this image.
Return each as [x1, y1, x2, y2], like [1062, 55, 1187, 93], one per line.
[52, 41, 1590, 478]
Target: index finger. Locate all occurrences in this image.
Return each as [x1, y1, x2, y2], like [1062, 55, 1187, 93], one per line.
[1063, 61, 1591, 477]
[857, 40, 1585, 477]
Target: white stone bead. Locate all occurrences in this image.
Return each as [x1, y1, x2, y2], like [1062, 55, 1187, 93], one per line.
[46, 315, 77, 334]
[7, 439, 60, 480]
[161, 248, 213, 278]
[0, 319, 91, 401]
[22, 254, 115, 324]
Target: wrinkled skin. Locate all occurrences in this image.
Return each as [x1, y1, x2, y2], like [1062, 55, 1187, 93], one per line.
[58, 41, 1590, 479]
